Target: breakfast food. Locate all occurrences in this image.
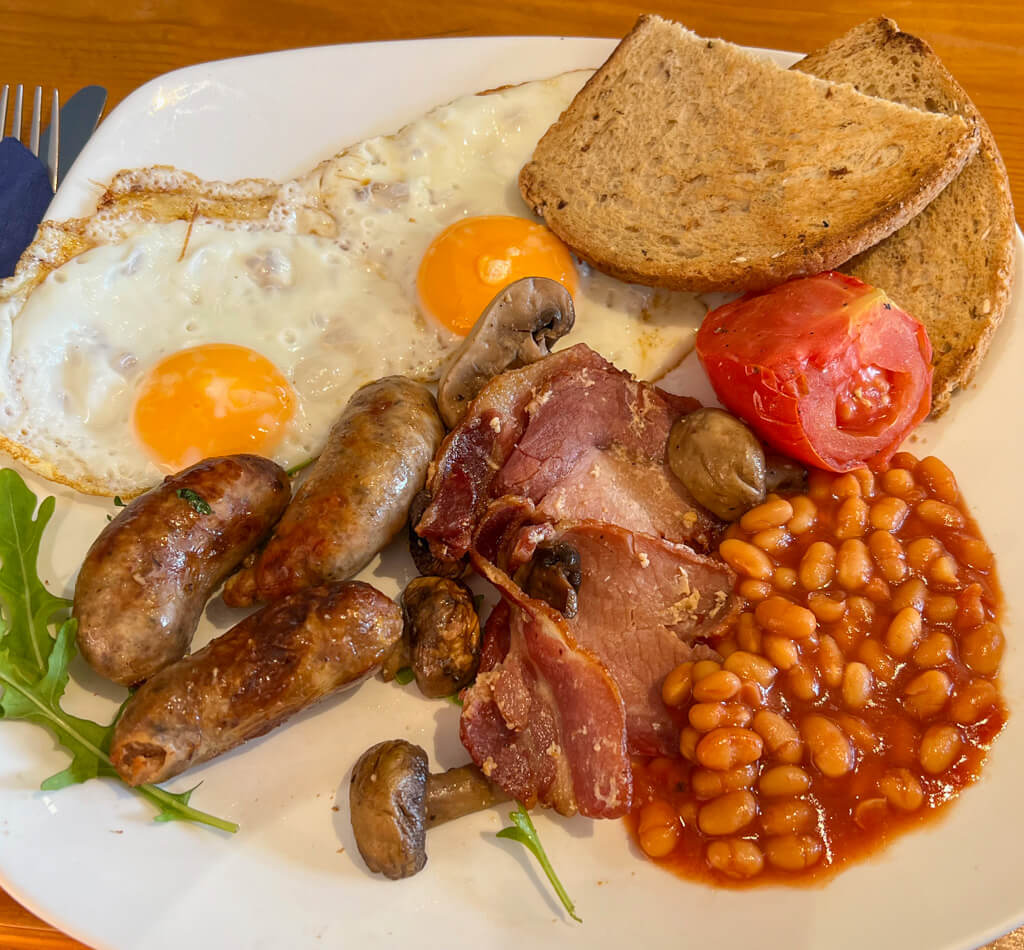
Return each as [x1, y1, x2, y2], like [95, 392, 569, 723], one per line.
[416, 344, 719, 561]
[0, 15, 1016, 934]
[0, 221, 451, 496]
[414, 345, 743, 815]
[666, 408, 777, 521]
[110, 581, 403, 786]
[0, 69, 714, 498]
[349, 739, 507, 880]
[222, 376, 444, 607]
[695, 272, 933, 472]
[465, 511, 736, 806]
[392, 576, 482, 699]
[73, 454, 290, 685]
[270, 73, 703, 380]
[632, 454, 1006, 882]
[435, 276, 575, 429]
[519, 15, 981, 293]
[794, 17, 1016, 415]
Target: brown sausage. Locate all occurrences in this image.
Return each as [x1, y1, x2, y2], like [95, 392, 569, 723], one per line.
[73, 455, 290, 686]
[222, 377, 444, 607]
[109, 581, 402, 786]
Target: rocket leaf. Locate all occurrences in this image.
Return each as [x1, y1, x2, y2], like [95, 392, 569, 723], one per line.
[0, 468, 236, 833]
[497, 801, 581, 923]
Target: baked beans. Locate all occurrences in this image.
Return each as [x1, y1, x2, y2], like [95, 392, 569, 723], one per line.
[689, 701, 752, 732]
[806, 591, 846, 624]
[762, 634, 800, 671]
[763, 833, 823, 871]
[787, 496, 817, 534]
[720, 539, 773, 580]
[698, 790, 758, 835]
[741, 498, 794, 533]
[706, 838, 764, 879]
[798, 541, 836, 590]
[636, 800, 681, 858]
[692, 670, 743, 703]
[754, 597, 816, 639]
[869, 496, 909, 532]
[691, 764, 758, 800]
[760, 798, 816, 835]
[696, 727, 763, 771]
[723, 652, 776, 687]
[629, 454, 1007, 887]
[759, 765, 811, 797]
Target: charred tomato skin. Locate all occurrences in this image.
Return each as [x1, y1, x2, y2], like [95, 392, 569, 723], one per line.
[696, 272, 933, 473]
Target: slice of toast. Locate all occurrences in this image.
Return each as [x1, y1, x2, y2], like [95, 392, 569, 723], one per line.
[794, 17, 1016, 416]
[519, 15, 980, 293]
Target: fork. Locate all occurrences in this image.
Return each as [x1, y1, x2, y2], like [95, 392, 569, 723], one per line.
[1, 84, 60, 191]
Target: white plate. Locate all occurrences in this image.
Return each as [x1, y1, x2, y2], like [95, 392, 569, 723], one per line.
[4, 36, 1023, 950]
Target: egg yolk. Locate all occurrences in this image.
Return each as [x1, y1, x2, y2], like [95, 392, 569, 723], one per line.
[133, 343, 296, 472]
[417, 215, 578, 335]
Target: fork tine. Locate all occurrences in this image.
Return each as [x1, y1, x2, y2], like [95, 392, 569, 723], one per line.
[29, 86, 42, 155]
[47, 89, 60, 191]
[12, 85, 23, 142]
[0, 86, 8, 138]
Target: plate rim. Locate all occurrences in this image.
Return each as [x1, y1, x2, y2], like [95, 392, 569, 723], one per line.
[9, 33, 1024, 950]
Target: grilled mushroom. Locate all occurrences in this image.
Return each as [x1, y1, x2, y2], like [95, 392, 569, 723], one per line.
[517, 541, 582, 618]
[380, 576, 481, 697]
[668, 407, 767, 520]
[349, 739, 508, 879]
[436, 276, 575, 428]
[402, 576, 481, 698]
[765, 454, 808, 495]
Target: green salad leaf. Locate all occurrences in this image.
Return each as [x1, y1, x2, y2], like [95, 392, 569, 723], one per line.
[0, 468, 237, 833]
[176, 487, 212, 515]
[497, 802, 581, 923]
[393, 666, 415, 686]
[285, 457, 316, 478]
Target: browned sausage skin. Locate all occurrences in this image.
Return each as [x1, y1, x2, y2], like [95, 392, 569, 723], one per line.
[222, 376, 444, 607]
[110, 581, 403, 786]
[73, 455, 290, 686]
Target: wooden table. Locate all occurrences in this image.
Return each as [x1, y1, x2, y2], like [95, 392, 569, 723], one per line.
[1, 2, 1022, 947]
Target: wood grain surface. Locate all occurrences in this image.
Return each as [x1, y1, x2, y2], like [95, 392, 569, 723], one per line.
[1, 1, 1022, 948]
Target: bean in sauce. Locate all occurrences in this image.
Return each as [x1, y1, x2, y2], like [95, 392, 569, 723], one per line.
[627, 453, 1007, 885]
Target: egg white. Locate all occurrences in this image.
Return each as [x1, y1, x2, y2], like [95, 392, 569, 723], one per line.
[0, 222, 457, 490]
[0, 70, 706, 496]
[273, 69, 707, 379]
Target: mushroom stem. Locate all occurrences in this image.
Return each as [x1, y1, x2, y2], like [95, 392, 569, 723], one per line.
[350, 739, 508, 879]
[425, 764, 510, 827]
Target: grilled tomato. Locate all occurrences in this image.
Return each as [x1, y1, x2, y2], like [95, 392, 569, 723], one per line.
[696, 272, 932, 472]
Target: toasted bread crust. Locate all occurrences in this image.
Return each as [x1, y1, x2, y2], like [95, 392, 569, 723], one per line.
[519, 14, 980, 293]
[795, 17, 1016, 415]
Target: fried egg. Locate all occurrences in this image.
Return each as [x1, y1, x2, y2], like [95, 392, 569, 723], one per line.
[0, 223, 455, 493]
[0, 70, 707, 496]
[272, 69, 705, 378]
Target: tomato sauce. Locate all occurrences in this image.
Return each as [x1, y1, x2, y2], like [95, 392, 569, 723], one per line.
[625, 453, 1008, 885]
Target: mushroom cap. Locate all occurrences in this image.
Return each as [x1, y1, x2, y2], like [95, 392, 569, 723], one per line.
[349, 739, 429, 879]
[667, 407, 767, 521]
[402, 576, 481, 699]
[437, 276, 575, 428]
[517, 540, 582, 619]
